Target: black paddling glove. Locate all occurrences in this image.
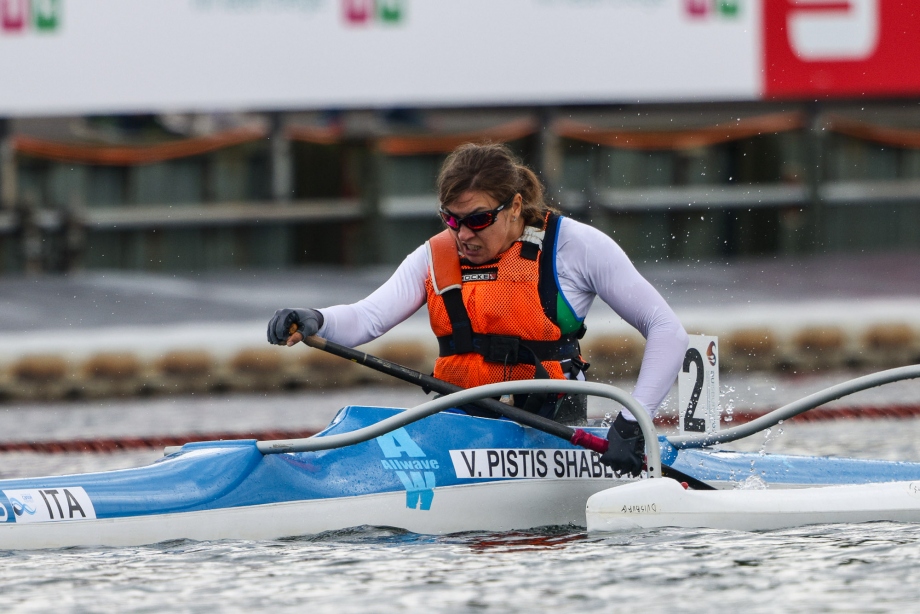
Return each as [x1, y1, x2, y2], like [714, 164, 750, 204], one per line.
[267, 308, 324, 345]
[600, 413, 645, 477]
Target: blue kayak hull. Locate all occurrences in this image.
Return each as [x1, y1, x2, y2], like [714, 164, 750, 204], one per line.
[0, 406, 918, 548]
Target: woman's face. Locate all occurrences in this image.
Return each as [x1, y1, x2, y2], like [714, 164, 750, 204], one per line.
[442, 190, 524, 265]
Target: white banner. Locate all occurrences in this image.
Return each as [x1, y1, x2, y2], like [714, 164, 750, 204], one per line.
[0, 0, 761, 115]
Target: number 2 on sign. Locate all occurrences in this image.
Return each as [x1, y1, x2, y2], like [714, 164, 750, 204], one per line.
[682, 348, 706, 433]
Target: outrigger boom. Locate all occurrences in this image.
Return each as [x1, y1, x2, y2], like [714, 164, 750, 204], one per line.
[256, 379, 662, 478]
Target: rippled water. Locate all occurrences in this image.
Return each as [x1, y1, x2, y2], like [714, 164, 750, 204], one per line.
[2, 377, 920, 612]
[1, 523, 919, 613]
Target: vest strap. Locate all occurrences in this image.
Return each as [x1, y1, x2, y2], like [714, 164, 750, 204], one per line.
[427, 230, 474, 353]
[519, 241, 539, 261]
[427, 230, 462, 295]
[437, 333, 582, 363]
[441, 289, 474, 354]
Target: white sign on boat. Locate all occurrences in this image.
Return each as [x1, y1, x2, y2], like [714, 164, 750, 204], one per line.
[678, 335, 721, 437]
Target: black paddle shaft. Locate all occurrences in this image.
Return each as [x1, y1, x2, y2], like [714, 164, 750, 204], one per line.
[301, 335, 715, 490]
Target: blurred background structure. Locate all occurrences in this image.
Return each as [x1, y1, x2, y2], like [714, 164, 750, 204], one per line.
[1, 0, 919, 274]
[1, 0, 919, 402]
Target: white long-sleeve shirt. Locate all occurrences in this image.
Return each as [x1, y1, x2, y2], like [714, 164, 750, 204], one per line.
[317, 217, 688, 416]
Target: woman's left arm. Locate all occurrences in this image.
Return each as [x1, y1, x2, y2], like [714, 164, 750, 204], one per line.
[556, 220, 689, 417]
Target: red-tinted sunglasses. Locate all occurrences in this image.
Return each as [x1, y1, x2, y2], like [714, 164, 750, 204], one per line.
[439, 197, 512, 232]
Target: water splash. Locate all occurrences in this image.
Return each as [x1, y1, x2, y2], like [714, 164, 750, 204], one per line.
[759, 427, 774, 457]
[734, 475, 768, 490]
[721, 385, 736, 423]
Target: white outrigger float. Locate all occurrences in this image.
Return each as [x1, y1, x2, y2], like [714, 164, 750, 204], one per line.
[1, 334, 919, 549]
[587, 364, 920, 532]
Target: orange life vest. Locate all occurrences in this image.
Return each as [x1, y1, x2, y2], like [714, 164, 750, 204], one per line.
[424, 213, 586, 390]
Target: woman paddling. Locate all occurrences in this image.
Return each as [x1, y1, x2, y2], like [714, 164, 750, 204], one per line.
[268, 143, 688, 475]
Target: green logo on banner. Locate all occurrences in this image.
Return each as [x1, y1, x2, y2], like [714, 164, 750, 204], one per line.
[377, 0, 401, 23]
[718, 0, 739, 18]
[33, 0, 60, 31]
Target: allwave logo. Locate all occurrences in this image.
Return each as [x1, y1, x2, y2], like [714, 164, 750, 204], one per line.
[376, 428, 437, 510]
[343, 0, 404, 26]
[1, 0, 60, 34]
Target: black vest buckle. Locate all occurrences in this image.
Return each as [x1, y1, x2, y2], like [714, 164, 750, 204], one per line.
[481, 335, 521, 364]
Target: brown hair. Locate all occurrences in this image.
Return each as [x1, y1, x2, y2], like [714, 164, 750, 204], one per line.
[437, 143, 557, 227]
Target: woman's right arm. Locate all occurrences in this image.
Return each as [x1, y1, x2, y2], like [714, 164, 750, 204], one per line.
[317, 245, 429, 347]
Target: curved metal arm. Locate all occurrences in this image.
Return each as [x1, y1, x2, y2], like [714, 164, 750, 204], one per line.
[668, 364, 920, 449]
[257, 379, 661, 479]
